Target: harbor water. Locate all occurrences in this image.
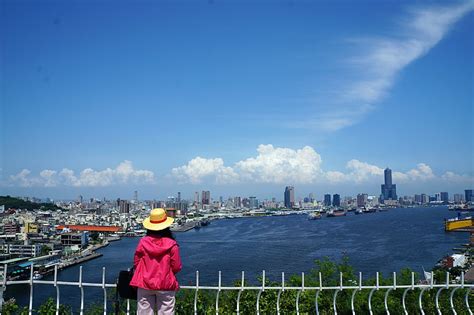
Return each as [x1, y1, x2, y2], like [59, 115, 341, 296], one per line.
[5, 206, 468, 309]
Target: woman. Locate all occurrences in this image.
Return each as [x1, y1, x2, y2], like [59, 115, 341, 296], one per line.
[130, 208, 182, 315]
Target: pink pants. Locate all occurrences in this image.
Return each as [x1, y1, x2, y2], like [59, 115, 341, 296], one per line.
[137, 288, 176, 315]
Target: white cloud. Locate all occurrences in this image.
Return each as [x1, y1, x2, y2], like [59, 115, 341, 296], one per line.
[10, 169, 36, 187]
[171, 144, 472, 186]
[236, 144, 323, 184]
[441, 171, 474, 183]
[39, 170, 58, 187]
[300, 2, 474, 132]
[405, 163, 435, 181]
[8, 161, 155, 187]
[171, 157, 239, 184]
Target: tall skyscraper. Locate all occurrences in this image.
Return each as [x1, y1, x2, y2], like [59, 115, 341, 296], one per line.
[177, 192, 181, 202]
[284, 186, 295, 208]
[119, 200, 130, 214]
[202, 191, 210, 205]
[357, 193, 368, 207]
[381, 168, 397, 202]
[194, 192, 200, 204]
[324, 194, 331, 207]
[440, 192, 449, 204]
[454, 194, 464, 203]
[332, 194, 340, 207]
[465, 190, 473, 203]
[249, 196, 258, 209]
[234, 196, 242, 208]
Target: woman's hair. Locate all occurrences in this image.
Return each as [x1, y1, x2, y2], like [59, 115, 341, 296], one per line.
[146, 227, 175, 240]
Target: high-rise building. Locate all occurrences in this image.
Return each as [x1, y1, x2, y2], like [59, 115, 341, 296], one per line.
[119, 200, 130, 214]
[284, 186, 295, 208]
[421, 194, 429, 204]
[201, 191, 210, 205]
[454, 194, 464, 203]
[381, 168, 397, 202]
[440, 192, 449, 204]
[332, 194, 340, 207]
[465, 190, 473, 203]
[309, 193, 315, 203]
[249, 196, 258, 209]
[324, 194, 331, 207]
[194, 192, 200, 204]
[134, 190, 138, 202]
[357, 193, 368, 207]
[234, 196, 242, 208]
[177, 192, 181, 202]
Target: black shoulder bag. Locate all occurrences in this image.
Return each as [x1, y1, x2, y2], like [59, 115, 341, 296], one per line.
[117, 267, 137, 300]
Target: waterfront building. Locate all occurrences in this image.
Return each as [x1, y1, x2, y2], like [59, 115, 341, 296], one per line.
[332, 194, 341, 207]
[454, 193, 464, 203]
[201, 191, 210, 205]
[357, 194, 368, 207]
[440, 192, 449, 204]
[324, 194, 331, 207]
[466, 190, 473, 203]
[60, 232, 88, 249]
[381, 168, 397, 203]
[242, 198, 250, 208]
[194, 192, 200, 204]
[249, 196, 258, 209]
[309, 193, 315, 203]
[234, 196, 242, 208]
[177, 192, 181, 202]
[421, 194, 429, 204]
[284, 186, 295, 208]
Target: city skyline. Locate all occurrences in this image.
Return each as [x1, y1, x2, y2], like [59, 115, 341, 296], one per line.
[2, 1, 473, 199]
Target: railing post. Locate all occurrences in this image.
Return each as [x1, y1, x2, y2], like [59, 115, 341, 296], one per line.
[79, 266, 84, 315]
[256, 270, 265, 315]
[102, 267, 107, 315]
[215, 271, 221, 315]
[0, 263, 7, 311]
[28, 263, 34, 315]
[277, 272, 284, 315]
[194, 271, 199, 315]
[236, 271, 244, 315]
[54, 265, 60, 315]
[296, 272, 304, 315]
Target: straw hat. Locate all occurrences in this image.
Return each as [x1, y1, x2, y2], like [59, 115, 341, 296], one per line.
[142, 208, 174, 231]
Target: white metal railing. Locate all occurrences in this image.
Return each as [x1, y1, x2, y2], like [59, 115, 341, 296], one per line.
[0, 264, 473, 315]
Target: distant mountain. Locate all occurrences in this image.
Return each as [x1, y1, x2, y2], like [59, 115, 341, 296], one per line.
[0, 195, 63, 211]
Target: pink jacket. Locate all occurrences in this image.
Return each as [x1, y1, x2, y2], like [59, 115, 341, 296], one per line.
[130, 236, 182, 291]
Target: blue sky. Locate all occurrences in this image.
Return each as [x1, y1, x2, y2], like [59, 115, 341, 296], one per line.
[1, 0, 473, 200]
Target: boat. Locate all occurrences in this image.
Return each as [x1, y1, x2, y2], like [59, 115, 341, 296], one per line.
[355, 209, 363, 215]
[308, 212, 322, 220]
[448, 204, 474, 211]
[327, 209, 346, 217]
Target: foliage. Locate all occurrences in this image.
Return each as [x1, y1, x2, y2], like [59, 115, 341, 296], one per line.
[2, 258, 473, 314]
[0, 195, 63, 211]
